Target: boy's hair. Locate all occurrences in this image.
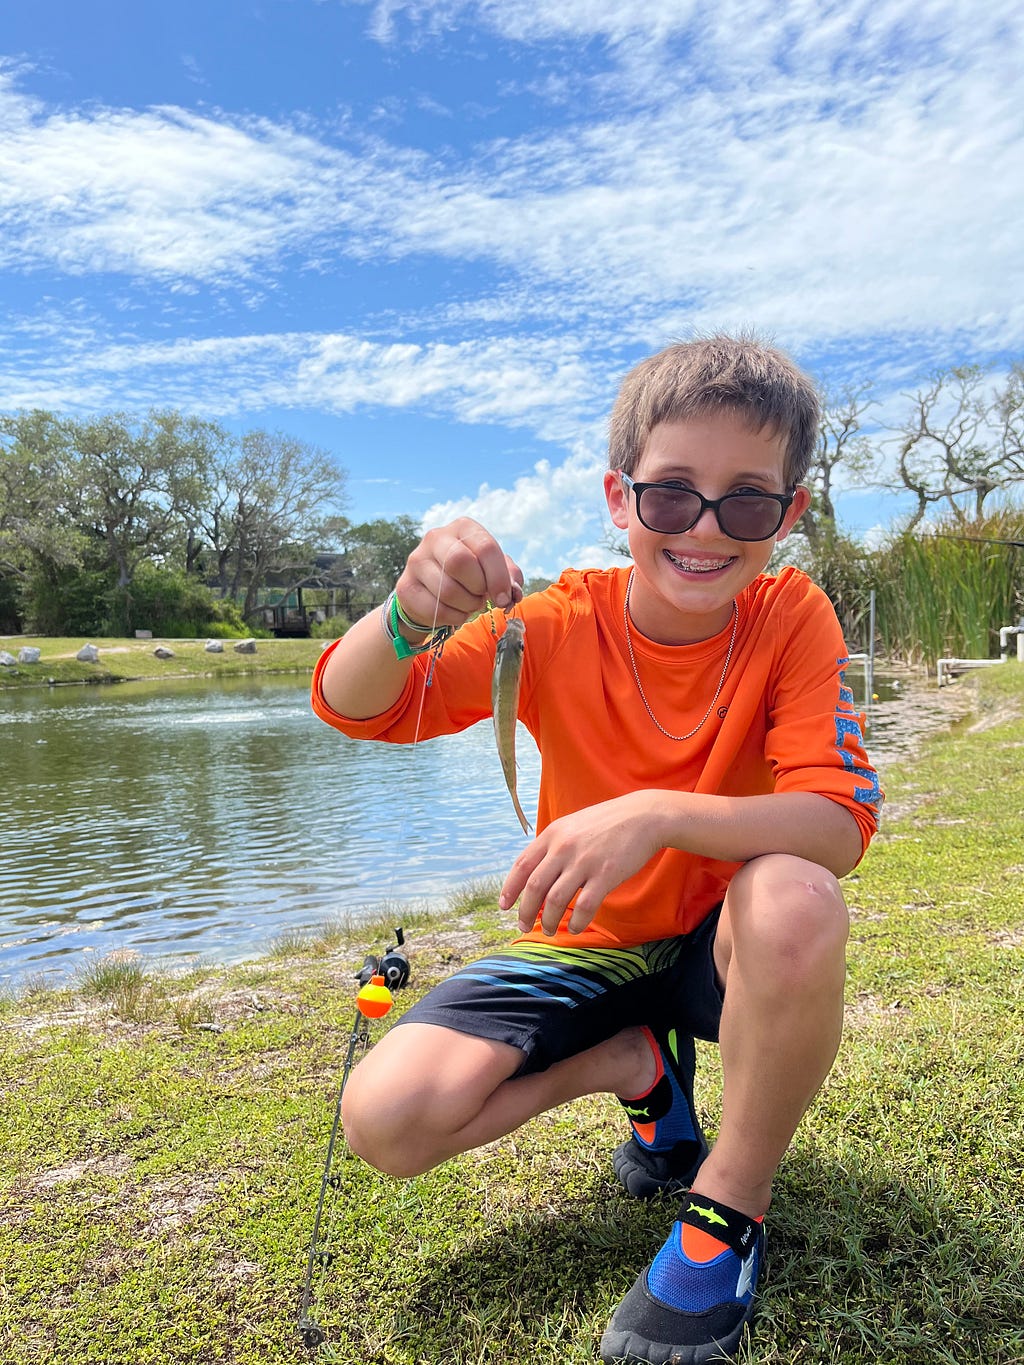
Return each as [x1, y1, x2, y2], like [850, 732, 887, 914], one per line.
[608, 332, 821, 486]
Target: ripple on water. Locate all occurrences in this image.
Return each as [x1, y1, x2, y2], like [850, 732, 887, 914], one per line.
[0, 669, 974, 984]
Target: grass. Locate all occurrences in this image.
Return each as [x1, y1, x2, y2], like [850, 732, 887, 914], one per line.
[872, 511, 1024, 666]
[2, 669, 1023, 1363]
[0, 634, 326, 688]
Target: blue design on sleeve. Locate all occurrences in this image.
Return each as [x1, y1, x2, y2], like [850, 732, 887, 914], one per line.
[832, 658, 883, 817]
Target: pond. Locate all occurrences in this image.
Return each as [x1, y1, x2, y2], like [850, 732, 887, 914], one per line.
[0, 676, 543, 987]
[0, 665, 967, 987]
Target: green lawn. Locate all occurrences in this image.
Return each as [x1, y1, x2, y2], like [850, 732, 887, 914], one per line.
[1, 666, 1022, 1363]
[0, 635, 326, 687]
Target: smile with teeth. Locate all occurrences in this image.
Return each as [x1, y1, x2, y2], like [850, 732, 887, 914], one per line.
[664, 548, 734, 573]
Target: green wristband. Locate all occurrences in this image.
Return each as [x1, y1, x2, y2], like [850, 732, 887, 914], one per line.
[392, 592, 437, 635]
[382, 591, 453, 661]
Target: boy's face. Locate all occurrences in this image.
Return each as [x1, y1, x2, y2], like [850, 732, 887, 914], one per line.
[603, 412, 810, 645]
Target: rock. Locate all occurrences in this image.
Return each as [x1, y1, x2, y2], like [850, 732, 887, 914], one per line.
[0, 651, 15, 667]
[17, 647, 41, 663]
[153, 645, 176, 659]
[204, 639, 224, 653]
[76, 644, 100, 663]
[233, 638, 257, 654]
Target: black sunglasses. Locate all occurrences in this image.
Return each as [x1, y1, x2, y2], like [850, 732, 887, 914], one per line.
[620, 473, 795, 542]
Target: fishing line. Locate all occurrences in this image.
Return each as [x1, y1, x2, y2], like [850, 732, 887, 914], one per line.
[931, 532, 1024, 549]
[297, 543, 474, 1356]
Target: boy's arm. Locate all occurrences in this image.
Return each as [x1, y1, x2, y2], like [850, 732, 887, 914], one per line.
[500, 789, 863, 937]
[318, 517, 522, 720]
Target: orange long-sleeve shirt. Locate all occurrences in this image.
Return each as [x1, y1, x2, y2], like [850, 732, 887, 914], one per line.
[312, 565, 881, 949]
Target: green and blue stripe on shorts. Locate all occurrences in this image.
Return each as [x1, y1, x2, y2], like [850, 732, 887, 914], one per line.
[394, 912, 723, 1076]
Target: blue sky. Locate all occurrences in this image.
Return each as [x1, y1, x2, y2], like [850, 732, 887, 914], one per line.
[1, 0, 1021, 578]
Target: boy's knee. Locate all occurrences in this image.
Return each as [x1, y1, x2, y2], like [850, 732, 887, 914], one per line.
[727, 853, 849, 982]
[341, 1067, 432, 1177]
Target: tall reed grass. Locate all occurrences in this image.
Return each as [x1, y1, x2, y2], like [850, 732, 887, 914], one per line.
[793, 511, 1024, 666]
[871, 511, 1024, 667]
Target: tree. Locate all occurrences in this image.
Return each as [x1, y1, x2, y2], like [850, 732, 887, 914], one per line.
[342, 516, 422, 615]
[0, 411, 89, 628]
[69, 410, 220, 588]
[225, 430, 348, 620]
[801, 384, 877, 550]
[0, 411, 84, 580]
[891, 365, 1024, 529]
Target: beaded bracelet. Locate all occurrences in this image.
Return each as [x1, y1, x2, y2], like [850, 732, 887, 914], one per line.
[380, 589, 454, 661]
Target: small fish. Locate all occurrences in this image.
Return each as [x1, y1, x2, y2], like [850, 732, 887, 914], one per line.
[492, 614, 531, 834]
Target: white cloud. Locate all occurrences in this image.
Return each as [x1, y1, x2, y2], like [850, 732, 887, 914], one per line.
[0, 69, 366, 282]
[2, 1, 1023, 575]
[0, 318, 604, 444]
[419, 438, 617, 576]
[2, 2, 1021, 358]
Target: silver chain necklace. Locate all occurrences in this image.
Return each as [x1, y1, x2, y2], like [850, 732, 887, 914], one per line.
[622, 569, 739, 742]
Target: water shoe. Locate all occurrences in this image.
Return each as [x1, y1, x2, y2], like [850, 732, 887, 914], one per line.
[613, 1025, 707, 1199]
[599, 1194, 764, 1364]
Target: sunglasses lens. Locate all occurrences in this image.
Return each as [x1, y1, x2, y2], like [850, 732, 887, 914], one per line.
[718, 496, 784, 540]
[632, 482, 787, 540]
[638, 487, 702, 533]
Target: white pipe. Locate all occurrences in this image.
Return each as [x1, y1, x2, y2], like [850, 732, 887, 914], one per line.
[868, 589, 876, 699]
[936, 657, 1005, 687]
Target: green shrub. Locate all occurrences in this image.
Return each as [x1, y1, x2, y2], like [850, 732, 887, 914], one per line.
[203, 596, 252, 638]
[789, 530, 875, 652]
[103, 565, 226, 638]
[309, 614, 350, 640]
[0, 571, 22, 633]
[24, 564, 114, 635]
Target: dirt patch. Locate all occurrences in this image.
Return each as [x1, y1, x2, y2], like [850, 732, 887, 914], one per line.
[28, 1153, 135, 1189]
[5, 978, 304, 1041]
[988, 927, 1024, 949]
[135, 1174, 221, 1236]
[51, 645, 135, 658]
[403, 922, 489, 976]
[964, 702, 1022, 734]
[844, 992, 912, 1022]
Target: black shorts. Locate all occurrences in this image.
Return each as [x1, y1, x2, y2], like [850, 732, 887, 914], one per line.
[395, 909, 724, 1077]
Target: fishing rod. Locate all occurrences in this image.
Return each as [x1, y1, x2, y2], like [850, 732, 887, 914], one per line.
[297, 926, 410, 1354]
[932, 532, 1024, 549]
[297, 554, 521, 1353]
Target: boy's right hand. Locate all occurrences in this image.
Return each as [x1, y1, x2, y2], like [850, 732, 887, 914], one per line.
[316, 517, 523, 722]
[395, 518, 523, 630]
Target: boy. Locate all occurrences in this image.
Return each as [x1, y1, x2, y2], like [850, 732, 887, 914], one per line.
[311, 334, 882, 1364]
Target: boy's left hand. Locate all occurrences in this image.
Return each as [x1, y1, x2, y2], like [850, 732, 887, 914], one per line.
[498, 792, 663, 936]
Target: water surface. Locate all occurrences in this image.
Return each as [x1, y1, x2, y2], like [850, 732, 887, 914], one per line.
[0, 676, 540, 985]
[0, 665, 961, 986]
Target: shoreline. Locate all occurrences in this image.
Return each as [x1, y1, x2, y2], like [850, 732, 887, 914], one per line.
[0, 634, 327, 689]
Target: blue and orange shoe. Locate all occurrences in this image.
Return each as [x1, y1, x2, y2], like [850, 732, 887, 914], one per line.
[613, 1025, 707, 1199]
[599, 1194, 765, 1364]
